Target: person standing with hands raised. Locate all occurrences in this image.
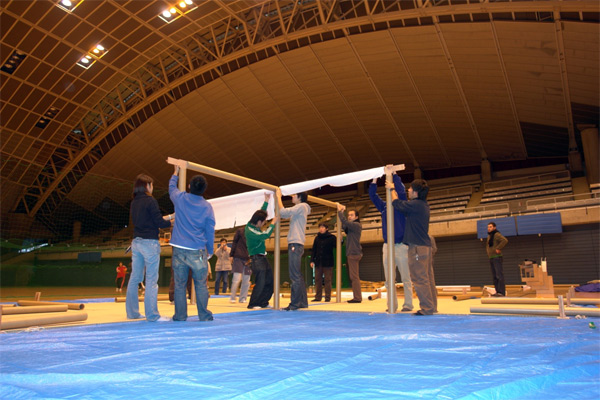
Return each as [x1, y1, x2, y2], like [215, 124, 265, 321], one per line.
[246, 193, 278, 309]
[169, 163, 216, 322]
[386, 178, 436, 316]
[276, 188, 311, 311]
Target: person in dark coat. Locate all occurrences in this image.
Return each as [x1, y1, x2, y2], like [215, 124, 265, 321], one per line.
[310, 223, 337, 302]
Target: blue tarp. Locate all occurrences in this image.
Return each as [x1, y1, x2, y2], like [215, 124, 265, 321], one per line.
[1, 311, 599, 399]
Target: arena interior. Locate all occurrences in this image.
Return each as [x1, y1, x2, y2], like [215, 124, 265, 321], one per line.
[1, 0, 599, 398]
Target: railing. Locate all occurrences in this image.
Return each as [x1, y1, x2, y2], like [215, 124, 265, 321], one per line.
[484, 170, 571, 191]
[526, 193, 600, 211]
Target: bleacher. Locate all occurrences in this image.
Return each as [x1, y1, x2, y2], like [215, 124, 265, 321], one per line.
[480, 171, 572, 210]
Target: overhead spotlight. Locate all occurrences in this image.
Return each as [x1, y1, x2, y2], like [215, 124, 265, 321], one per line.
[1, 50, 27, 74]
[55, 0, 83, 12]
[158, 1, 197, 23]
[76, 44, 108, 68]
[36, 106, 61, 128]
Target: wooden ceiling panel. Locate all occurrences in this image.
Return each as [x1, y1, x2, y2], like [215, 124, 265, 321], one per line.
[442, 23, 525, 160]
[563, 22, 599, 106]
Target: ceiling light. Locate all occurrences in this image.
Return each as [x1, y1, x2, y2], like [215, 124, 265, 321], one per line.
[55, 0, 83, 12]
[76, 44, 108, 68]
[36, 106, 60, 129]
[158, 1, 198, 23]
[1, 50, 27, 74]
[96, 44, 104, 51]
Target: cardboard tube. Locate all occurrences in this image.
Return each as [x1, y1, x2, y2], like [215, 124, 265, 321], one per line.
[453, 294, 480, 301]
[2, 305, 68, 314]
[470, 307, 600, 317]
[114, 294, 170, 302]
[17, 300, 85, 310]
[368, 292, 381, 301]
[438, 291, 480, 297]
[481, 298, 600, 305]
[1, 312, 88, 330]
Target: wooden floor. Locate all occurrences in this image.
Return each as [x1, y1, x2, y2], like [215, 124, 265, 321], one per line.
[2, 286, 597, 332]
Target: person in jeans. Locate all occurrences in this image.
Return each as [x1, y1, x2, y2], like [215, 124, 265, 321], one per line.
[127, 174, 172, 322]
[276, 189, 311, 311]
[387, 179, 436, 316]
[369, 169, 413, 312]
[310, 223, 336, 302]
[337, 203, 363, 303]
[246, 196, 278, 309]
[169, 163, 216, 322]
[486, 222, 508, 297]
[229, 225, 252, 304]
[213, 238, 231, 295]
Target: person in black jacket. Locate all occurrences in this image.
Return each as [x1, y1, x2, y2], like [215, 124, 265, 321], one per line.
[229, 226, 252, 303]
[127, 174, 173, 322]
[310, 223, 337, 302]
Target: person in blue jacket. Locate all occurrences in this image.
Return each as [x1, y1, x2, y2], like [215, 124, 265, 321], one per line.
[169, 163, 216, 322]
[369, 169, 413, 312]
[387, 178, 436, 316]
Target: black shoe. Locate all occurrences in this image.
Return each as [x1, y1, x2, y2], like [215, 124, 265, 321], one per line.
[492, 293, 505, 297]
[282, 306, 298, 311]
[311, 299, 321, 302]
[413, 310, 426, 316]
[347, 299, 361, 304]
[325, 299, 330, 302]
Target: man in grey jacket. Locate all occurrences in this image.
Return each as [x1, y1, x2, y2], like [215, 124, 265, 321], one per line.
[337, 202, 363, 303]
[277, 188, 311, 311]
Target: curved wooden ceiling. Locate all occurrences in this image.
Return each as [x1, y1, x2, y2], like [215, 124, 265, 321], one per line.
[1, 0, 598, 237]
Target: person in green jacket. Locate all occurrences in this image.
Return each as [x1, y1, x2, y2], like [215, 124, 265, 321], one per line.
[486, 222, 508, 297]
[246, 194, 278, 309]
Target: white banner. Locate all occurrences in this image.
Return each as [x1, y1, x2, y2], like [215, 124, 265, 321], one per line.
[207, 165, 398, 230]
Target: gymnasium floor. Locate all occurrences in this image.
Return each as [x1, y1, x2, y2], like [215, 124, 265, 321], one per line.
[1, 288, 599, 399]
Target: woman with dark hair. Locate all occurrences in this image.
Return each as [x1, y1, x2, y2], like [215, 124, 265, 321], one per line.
[127, 174, 173, 322]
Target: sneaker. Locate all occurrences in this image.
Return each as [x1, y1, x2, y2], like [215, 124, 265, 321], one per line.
[252, 306, 262, 309]
[156, 316, 171, 322]
[401, 307, 413, 312]
[262, 305, 273, 309]
[347, 299, 361, 304]
[229, 299, 236, 303]
[239, 299, 246, 303]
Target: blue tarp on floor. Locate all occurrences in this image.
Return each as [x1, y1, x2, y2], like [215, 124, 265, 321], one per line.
[1, 311, 599, 399]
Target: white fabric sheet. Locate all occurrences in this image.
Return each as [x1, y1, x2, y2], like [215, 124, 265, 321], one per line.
[279, 166, 385, 196]
[208, 190, 275, 230]
[206, 166, 397, 230]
